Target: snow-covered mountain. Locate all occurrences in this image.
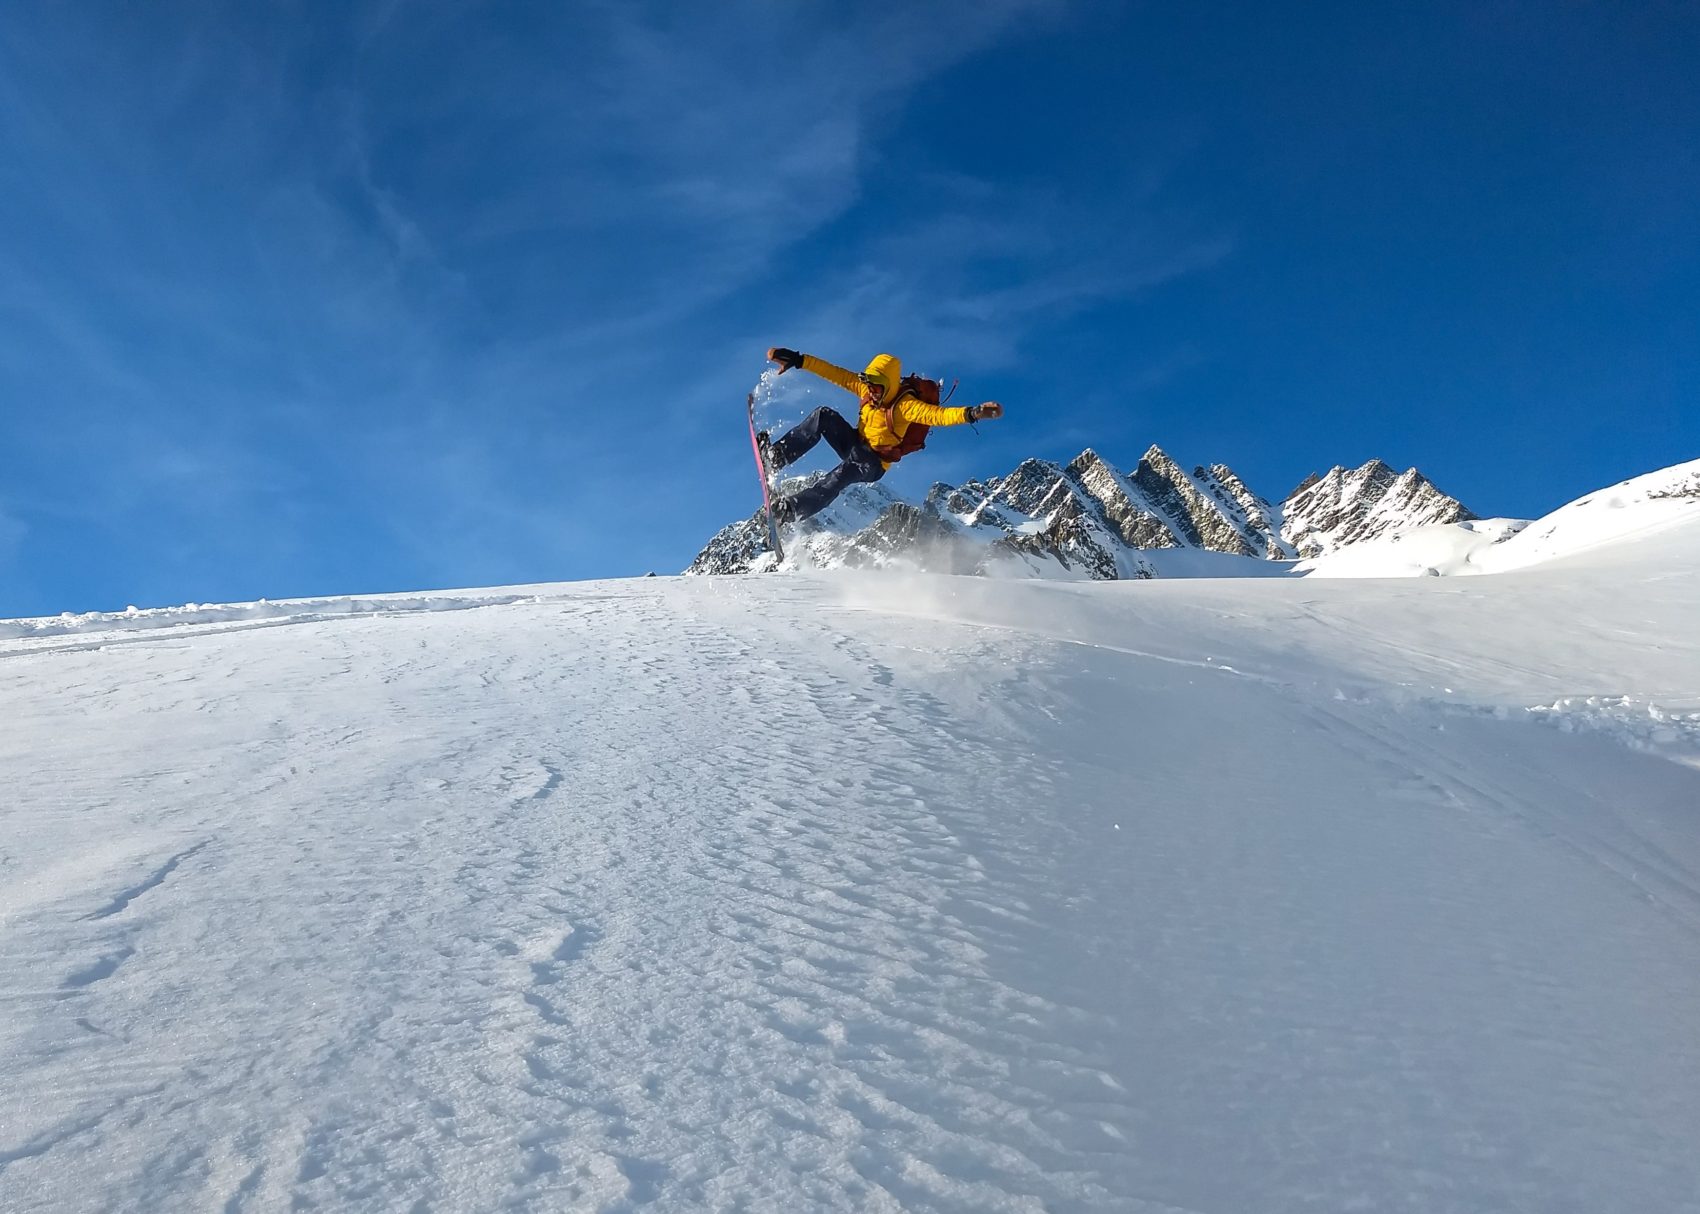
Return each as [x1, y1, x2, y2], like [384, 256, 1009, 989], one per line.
[1298, 456, 1700, 577]
[688, 446, 1473, 577]
[1283, 458, 1478, 557]
[4, 465, 1699, 1213]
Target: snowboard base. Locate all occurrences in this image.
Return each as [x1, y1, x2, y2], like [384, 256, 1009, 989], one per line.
[746, 393, 785, 563]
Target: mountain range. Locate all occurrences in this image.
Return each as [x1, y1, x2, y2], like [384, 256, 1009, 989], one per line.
[688, 445, 1476, 577]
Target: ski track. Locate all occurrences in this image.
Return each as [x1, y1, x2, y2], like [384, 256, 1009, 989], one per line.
[1, 576, 1698, 1211]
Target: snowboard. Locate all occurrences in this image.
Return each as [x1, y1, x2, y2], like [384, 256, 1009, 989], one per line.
[746, 392, 785, 563]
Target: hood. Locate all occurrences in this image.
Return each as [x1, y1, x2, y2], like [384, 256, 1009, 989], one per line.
[862, 353, 901, 401]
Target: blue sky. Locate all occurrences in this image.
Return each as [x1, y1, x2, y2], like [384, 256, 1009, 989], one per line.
[1, 1, 1695, 614]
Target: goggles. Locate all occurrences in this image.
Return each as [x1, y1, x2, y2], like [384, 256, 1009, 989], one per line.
[858, 373, 887, 392]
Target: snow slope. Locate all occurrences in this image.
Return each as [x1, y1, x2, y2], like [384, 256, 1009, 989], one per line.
[1300, 457, 1700, 578]
[3, 517, 1700, 1211]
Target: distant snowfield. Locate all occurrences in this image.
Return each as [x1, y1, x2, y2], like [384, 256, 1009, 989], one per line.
[1299, 457, 1700, 579]
[3, 511, 1700, 1210]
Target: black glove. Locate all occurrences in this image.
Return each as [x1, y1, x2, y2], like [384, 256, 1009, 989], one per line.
[768, 347, 804, 372]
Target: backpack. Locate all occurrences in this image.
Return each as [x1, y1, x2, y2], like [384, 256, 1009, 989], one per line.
[877, 375, 958, 461]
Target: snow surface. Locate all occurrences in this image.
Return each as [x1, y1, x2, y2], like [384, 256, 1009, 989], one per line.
[1300, 457, 1700, 579]
[4, 514, 1700, 1211]
[1292, 519, 1530, 579]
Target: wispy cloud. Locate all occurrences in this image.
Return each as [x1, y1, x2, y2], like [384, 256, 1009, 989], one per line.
[335, 0, 1068, 344]
[2, 0, 1210, 604]
[780, 179, 1235, 369]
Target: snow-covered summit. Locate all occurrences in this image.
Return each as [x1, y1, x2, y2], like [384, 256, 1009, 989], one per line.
[1481, 455, 1700, 571]
[1300, 456, 1700, 578]
[689, 445, 1472, 578]
[1282, 459, 1477, 558]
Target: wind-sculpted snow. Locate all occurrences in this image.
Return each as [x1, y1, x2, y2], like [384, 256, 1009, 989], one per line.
[3, 510, 1700, 1211]
[0, 589, 546, 643]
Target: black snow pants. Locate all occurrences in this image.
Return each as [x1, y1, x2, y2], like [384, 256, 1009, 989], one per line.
[770, 406, 886, 522]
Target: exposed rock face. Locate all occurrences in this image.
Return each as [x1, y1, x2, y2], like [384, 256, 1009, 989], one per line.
[1649, 468, 1700, 500]
[1281, 460, 1477, 558]
[682, 505, 776, 577]
[1129, 445, 1268, 557]
[826, 501, 976, 573]
[1200, 463, 1291, 560]
[1066, 450, 1179, 551]
[688, 448, 1473, 579]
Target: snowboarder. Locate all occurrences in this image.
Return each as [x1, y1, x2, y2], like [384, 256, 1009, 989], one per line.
[759, 347, 1005, 525]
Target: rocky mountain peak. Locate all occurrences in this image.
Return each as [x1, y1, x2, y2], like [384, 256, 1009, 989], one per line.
[1068, 448, 1116, 478]
[689, 448, 1474, 579]
[1281, 459, 1475, 558]
[1289, 471, 1323, 497]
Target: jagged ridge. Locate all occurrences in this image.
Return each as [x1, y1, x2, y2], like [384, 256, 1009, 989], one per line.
[1283, 460, 1477, 558]
[687, 449, 1472, 579]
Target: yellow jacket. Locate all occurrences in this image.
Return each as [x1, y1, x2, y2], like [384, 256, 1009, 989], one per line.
[799, 352, 971, 468]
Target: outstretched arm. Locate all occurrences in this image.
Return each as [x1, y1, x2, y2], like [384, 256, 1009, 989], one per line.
[897, 398, 1005, 427]
[768, 347, 861, 396]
